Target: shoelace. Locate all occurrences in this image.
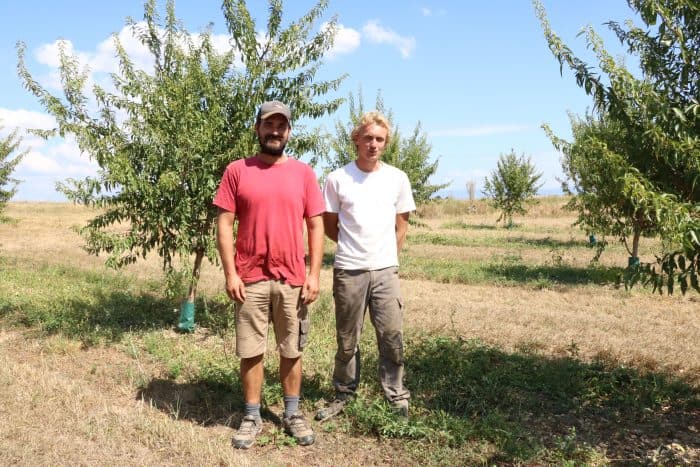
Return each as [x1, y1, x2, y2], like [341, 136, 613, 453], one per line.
[287, 414, 310, 430]
[288, 415, 303, 425]
[238, 418, 259, 434]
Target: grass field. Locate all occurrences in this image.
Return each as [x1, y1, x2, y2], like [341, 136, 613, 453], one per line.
[1, 198, 698, 466]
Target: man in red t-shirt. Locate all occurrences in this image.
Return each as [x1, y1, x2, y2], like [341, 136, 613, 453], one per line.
[214, 101, 324, 449]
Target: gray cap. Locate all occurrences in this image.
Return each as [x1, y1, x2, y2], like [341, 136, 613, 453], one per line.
[257, 100, 291, 121]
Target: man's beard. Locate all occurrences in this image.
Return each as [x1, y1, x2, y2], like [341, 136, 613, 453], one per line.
[259, 136, 286, 156]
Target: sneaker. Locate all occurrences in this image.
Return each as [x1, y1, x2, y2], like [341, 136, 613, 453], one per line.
[391, 399, 409, 417]
[315, 396, 348, 421]
[283, 412, 315, 446]
[232, 415, 262, 449]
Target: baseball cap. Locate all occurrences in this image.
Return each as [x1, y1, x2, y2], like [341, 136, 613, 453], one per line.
[257, 100, 292, 121]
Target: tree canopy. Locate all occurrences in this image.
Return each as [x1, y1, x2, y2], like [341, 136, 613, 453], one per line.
[535, 0, 700, 293]
[0, 125, 25, 222]
[482, 149, 543, 228]
[544, 112, 660, 259]
[17, 0, 345, 307]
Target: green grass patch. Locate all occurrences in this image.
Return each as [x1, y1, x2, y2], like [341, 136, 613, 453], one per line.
[408, 231, 589, 250]
[0, 257, 176, 344]
[399, 254, 622, 287]
[402, 334, 698, 464]
[304, 328, 699, 464]
[440, 220, 498, 231]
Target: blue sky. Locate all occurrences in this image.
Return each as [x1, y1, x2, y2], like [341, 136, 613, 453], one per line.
[0, 0, 638, 201]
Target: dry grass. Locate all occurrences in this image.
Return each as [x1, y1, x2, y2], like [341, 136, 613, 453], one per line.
[401, 281, 700, 382]
[1, 200, 699, 465]
[405, 197, 700, 383]
[0, 330, 397, 466]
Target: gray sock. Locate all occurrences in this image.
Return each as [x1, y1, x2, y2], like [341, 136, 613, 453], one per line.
[284, 395, 299, 418]
[244, 402, 261, 421]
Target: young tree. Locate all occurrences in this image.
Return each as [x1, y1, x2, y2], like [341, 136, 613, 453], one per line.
[482, 150, 543, 228]
[0, 125, 25, 222]
[535, 0, 700, 293]
[544, 112, 659, 261]
[325, 89, 448, 204]
[17, 0, 345, 329]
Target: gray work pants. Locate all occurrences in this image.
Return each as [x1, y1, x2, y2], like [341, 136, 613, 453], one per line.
[331, 266, 410, 403]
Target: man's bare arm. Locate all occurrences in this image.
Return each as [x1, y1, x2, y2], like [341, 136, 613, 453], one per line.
[396, 211, 410, 253]
[302, 214, 324, 304]
[216, 208, 245, 302]
[323, 212, 339, 243]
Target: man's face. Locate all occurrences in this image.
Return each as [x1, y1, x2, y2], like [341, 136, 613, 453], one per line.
[256, 114, 291, 156]
[354, 123, 388, 166]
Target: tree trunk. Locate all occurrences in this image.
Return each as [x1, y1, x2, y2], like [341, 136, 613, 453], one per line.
[627, 226, 642, 269]
[178, 248, 205, 332]
[187, 247, 205, 303]
[631, 227, 641, 259]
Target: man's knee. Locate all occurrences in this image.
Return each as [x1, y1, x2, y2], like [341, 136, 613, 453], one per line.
[240, 354, 263, 367]
[335, 346, 357, 363]
[379, 335, 404, 365]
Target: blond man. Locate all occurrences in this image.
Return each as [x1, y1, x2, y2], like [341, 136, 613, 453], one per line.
[317, 111, 415, 420]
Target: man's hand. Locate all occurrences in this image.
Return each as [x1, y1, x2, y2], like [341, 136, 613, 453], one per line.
[225, 274, 246, 302]
[301, 274, 320, 304]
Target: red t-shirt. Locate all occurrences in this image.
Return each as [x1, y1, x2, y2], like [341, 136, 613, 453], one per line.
[213, 156, 324, 286]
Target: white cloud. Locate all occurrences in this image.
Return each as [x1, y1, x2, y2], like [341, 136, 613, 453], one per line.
[21, 134, 49, 151]
[36, 24, 154, 77]
[324, 22, 361, 58]
[19, 150, 62, 174]
[0, 108, 56, 132]
[362, 20, 415, 58]
[429, 124, 531, 138]
[89, 36, 125, 74]
[17, 137, 97, 178]
[209, 34, 234, 56]
[47, 137, 82, 161]
[32, 22, 234, 85]
[34, 39, 94, 91]
[421, 7, 446, 17]
[34, 39, 96, 91]
[35, 39, 85, 68]
[0, 109, 95, 180]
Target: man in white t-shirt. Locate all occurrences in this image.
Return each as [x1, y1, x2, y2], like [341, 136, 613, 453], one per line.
[316, 111, 416, 421]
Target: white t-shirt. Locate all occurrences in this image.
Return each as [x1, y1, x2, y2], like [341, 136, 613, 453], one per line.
[324, 161, 416, 270]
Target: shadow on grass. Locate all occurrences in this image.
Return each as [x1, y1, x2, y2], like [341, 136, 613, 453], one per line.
[135, 367, 329, 429]
[4, 289, 177, 343]
[484, 262, 623, 286]
[136, 378, 243, 427]
[404, 335, 700, 464]
[508, 235, 589, 249]
[401, 257, 622, 287]
[441, 221, 498, 231]
[3, 287, 238, 346]
[0, 260, 186, 343]
[407, 232, 590, 249]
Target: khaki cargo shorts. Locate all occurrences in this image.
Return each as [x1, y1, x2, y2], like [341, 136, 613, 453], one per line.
[234, 279, 310, 359]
